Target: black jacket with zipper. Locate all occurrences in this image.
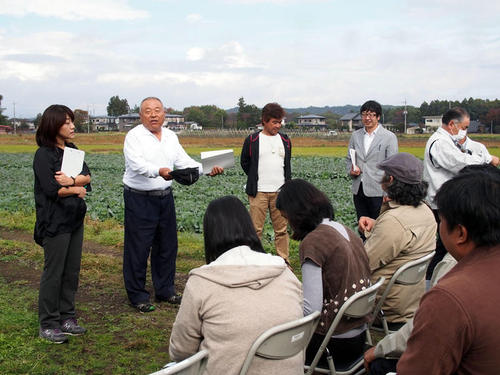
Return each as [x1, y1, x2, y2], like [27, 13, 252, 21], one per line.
[240, 131, 292, 197]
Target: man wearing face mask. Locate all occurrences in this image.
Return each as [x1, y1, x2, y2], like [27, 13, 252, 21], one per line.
[423, 107, 494, 279]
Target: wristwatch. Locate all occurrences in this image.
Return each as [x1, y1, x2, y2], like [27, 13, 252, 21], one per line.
[71, 176, 76, 186]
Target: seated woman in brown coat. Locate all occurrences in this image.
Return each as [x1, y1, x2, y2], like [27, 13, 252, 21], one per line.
[276, 179, 371, 370]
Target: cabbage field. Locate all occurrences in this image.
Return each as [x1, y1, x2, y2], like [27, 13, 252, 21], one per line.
[0, 153, 357, 233]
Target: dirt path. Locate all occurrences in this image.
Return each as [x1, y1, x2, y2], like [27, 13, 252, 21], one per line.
[0, 226, 188, 316]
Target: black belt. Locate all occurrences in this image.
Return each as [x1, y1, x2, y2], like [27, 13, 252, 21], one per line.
[124, 185, 171, 197]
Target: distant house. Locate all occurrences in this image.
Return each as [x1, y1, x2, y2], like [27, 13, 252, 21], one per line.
[406, 122, 423, 134]
[0, 125, 12, 133]
[118, 113, 141, 132]
[92, 116, 118, 131]
[165, 114, 186, 131]
[468, 120, 487, 134]
[423, 115, 443, 132]
[340, 113, 362, 132]
[165, 114, 184, 125]
[296, 115, 327, 130]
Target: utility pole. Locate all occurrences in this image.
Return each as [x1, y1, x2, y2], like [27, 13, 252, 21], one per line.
[221, 114, 224, 129]
[403, 99, 407, 134]
[13, 101, 16, 135]
[87, 105, 90, 133]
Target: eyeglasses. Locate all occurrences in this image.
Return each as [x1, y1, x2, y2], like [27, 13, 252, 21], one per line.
[361, 112, 377, 118]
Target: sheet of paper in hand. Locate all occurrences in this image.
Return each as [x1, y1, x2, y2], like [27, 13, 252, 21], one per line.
[61, 147, 85, 177]
[201, 149, 234, 174]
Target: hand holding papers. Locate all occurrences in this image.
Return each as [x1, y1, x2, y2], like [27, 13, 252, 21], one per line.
[201, 149, 234, 175]
[61, 147, 85, 178]
[349, 148, 360, 174]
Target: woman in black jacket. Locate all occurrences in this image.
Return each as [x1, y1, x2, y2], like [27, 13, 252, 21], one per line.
[33, 104, 91, 344]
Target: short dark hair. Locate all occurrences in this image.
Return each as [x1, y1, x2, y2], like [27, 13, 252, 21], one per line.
[262, 102, 285, 123]
[203, 196, 265, 263]
[36, 105, 74, 147]
[382, 174, 428, 207]
[436, 168, 500, 247]
[360, 100, 382, 117]
[442, 107, 469, 126]
[276, 179, 334, 241]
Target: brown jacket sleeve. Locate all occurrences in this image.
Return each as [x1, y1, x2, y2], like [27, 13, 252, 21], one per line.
[396, 287, 471, 375]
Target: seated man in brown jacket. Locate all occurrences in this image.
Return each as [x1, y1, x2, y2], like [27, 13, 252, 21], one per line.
[358, 153, 436, 326]
[396, 165, 500, 374]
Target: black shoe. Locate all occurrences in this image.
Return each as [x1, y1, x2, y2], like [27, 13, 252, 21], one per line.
[133, 302, 155, 313]
[155, 294, 182, 305]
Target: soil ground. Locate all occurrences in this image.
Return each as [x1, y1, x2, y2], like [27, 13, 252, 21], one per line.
[0, 225, 189, 317]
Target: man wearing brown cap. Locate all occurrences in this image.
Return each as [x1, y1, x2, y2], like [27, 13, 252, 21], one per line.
[358, 153, 436, 327]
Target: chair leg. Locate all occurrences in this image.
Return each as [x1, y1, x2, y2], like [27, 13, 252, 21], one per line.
[325, 347, 336, 375]
[365, 329, 373, 346]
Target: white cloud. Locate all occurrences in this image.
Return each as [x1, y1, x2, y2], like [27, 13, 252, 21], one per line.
[96, 71, 247, 88]
[219, 0, 326, 3]
[186, 47, 206, 61]
[186, 13, 203, 23]
[185, 41, 265, 69]
[0, 0, 149, 20]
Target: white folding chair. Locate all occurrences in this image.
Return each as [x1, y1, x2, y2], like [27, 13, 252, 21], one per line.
[305, 277, 385, 375]
[149, 349, 208, 375]
[239, 310, 321, 375]
[368, 251, 435, 340]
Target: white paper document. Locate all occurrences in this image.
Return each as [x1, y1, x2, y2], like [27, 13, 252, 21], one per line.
[61, 147, 85, 177]
[201, 149, 235, 174]
[349, 148, 357, 170]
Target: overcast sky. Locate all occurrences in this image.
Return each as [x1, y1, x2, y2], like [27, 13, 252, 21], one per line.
[1, 0, 499, 118]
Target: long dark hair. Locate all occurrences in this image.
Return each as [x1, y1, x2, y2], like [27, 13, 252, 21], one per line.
[36, 105, 74, 147]
[276, 179, 334, 241]
[203, 196, 265, 264]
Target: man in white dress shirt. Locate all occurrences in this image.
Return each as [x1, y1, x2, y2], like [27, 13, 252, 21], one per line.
[423, 107, 497, 279]
[122, 97, 223, 312]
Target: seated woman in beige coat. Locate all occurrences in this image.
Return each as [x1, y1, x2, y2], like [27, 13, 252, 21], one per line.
[169, 195, 303, 375]
[358, 153, 436, 328]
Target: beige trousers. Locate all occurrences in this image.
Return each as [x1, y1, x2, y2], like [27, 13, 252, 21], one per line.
[248, 192, 289, 261]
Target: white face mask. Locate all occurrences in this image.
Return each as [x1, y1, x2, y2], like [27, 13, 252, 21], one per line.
[452, 124, 467, 141]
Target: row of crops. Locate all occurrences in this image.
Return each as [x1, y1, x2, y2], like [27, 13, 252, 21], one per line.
[0, 153, 357, 233]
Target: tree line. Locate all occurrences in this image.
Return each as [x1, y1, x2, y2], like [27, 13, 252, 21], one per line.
[1, 94, 500, 133]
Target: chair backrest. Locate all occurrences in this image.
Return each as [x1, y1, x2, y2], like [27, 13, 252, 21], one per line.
[239, 310, 321, 375]
[149, 350, 209, 375]
[369, 251, 435, 332]
[394, 251, 435, 285]
[305, 277, 385, 375]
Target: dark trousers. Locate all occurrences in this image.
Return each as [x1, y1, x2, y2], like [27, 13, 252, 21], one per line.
[39, 224, 84, 329]
[353, 183, 383, 221]
[123, 188, 178, 305]
[305, 331, 366, 370]
[369, 358, 398, 375]
[426, 209, 447, 280]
